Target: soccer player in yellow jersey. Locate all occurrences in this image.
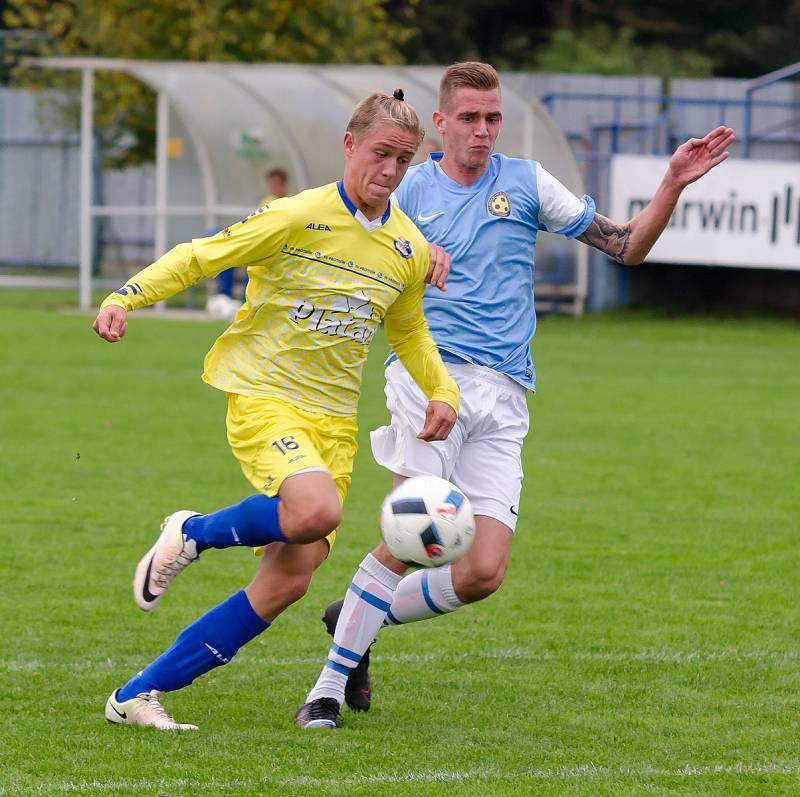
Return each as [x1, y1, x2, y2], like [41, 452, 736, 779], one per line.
[96, 90, 459, 731]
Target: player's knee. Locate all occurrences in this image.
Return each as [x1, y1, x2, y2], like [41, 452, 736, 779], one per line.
[250, 572, 313, 617]
[281, 572, 314, 606]
[458, 560, 507, 603]
[283, 497, 341, 543]
[466, 574, 504, 602]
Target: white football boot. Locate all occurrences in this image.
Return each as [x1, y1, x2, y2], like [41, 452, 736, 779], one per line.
[105, 689, 198, 731]
[133, 510, 201, 611]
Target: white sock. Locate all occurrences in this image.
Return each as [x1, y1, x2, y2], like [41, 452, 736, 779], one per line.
[306, 553, 403, 705]
[384, 564, 464, 625]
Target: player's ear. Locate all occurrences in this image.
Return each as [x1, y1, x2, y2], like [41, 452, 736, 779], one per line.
[343, 131, 356, 157]
[432, 111, 445, 137]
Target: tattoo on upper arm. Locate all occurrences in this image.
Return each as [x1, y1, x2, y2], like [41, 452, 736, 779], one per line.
[576, 214, 631, 263]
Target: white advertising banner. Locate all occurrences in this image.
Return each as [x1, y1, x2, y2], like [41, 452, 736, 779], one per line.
[609, 155, 800, 270]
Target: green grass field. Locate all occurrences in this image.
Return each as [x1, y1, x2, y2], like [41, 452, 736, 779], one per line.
[1, 292, 799, 796]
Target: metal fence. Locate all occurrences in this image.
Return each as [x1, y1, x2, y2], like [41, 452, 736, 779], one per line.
[0, 88, 156, 275]
[3, 70, 800, 308]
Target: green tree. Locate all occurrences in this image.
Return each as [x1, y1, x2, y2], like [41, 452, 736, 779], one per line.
[386, 0, 552, 68]
[534, 25, 713, 79]
[537, 0, 800, 78]
[387, 0, 799, 78]
[3, 0, 414, 167]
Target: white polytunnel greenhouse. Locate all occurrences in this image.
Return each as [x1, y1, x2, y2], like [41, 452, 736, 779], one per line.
[29, 58, 589, 313]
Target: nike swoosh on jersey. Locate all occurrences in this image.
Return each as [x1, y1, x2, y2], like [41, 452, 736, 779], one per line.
[416, 212, 444, 223]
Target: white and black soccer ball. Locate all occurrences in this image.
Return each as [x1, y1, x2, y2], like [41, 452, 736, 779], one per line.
[380, 476, 475, 567]
[205, 293, 242, 321]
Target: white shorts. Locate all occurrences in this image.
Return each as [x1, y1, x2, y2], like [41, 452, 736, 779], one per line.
[370, 360, 530, 531]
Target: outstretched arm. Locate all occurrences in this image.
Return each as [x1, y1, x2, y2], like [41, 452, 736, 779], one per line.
[91, 242, 214, 343]
[92, 204, 291, 342]
[577, 126, 735, 264]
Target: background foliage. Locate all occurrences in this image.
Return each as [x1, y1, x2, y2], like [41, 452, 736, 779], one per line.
[2, 0, 799, 166]
[0, 0, 413, 166]
[384, 0, 800, 78]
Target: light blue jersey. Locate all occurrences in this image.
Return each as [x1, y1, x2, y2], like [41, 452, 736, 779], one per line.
[393, 152, 595, 390]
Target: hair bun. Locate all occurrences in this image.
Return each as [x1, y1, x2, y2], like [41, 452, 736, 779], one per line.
[393, 88, 405, 101]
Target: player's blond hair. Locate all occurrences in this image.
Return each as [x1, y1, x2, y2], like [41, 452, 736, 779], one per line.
[439, 62, 501, 112]
[346, 89, 425, 148]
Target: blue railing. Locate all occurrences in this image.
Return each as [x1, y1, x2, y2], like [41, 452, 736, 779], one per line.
[742, 62, 800, 156]
[541, 92, 800, 157]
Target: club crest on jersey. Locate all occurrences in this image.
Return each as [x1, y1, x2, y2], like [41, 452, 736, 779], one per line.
[488, 191, 511, 217]
[393, 238, 413, 258]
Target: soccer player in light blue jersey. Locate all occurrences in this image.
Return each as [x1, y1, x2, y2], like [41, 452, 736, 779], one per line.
[296, 61, 734, 727]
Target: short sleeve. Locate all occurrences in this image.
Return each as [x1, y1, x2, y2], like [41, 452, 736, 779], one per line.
[536, 164, 596, 239]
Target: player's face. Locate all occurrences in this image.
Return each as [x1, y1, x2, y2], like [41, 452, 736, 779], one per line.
[435, 87, 503, 173]
[343, 123, 418, 217]
[267, 175, 287, 198]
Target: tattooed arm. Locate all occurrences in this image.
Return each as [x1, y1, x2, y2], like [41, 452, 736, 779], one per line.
[576, 214, 633, 263]
[577, 183, 683, 265]
[578, 126, 735, 265]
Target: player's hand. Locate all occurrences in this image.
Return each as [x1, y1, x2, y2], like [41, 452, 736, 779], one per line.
[417, 400, 457, 441]
[92, 305, 128, 342]
[426, 243, 450, 292]
[668, 126, 735, 188]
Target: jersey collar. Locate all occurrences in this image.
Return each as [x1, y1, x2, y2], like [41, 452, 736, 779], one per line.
[337, 180, 392, 231]
[427, 152, 495, 193]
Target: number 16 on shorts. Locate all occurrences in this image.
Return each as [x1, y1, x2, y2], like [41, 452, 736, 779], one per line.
[271, 435, 300, 455]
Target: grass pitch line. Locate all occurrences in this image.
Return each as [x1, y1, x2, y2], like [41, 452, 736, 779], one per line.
[5, 763, 800, 793]
[3, 647, 800, 673]
[263, 647, 800, 666]
[287, 762, 800, 786]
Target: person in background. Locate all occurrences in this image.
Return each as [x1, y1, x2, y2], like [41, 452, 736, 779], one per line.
[260, 167, 290, 206]
[414, 137, 441, 165]
[208, 168, 291, 319]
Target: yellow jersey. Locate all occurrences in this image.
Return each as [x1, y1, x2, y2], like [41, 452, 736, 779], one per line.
[101, 182, 459, 417]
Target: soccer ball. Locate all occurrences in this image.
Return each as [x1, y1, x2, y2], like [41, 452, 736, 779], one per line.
[380, 476, 475, 567]
[205, 293, 242, 320]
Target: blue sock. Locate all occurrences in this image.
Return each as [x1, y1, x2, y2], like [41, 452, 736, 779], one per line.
[183, 494, 285, 553]
[117, 590, 269, 700]
[217, 267, 235, 298]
